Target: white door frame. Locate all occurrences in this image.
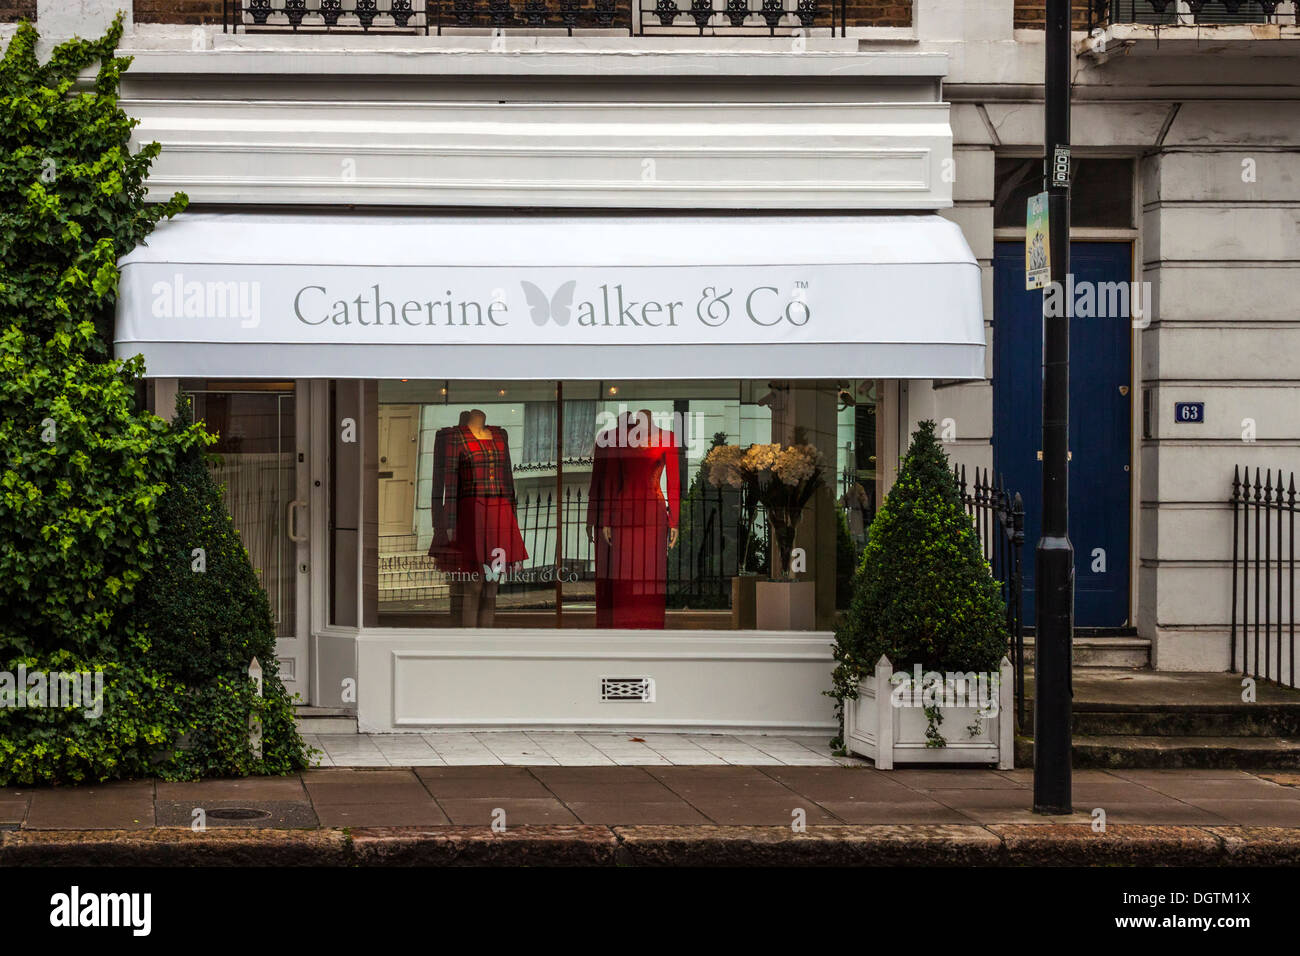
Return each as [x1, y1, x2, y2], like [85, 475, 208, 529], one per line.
[276, 380, 313, 703]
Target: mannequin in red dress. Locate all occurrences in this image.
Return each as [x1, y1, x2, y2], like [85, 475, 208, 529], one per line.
[587, 409, 680, 629]
[430, 408, 527, 627]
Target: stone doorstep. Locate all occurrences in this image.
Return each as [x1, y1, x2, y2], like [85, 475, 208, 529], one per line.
[4, 824, 1300, 867]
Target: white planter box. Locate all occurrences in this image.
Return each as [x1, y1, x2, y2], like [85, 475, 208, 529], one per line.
[843, 655, 1014, 769]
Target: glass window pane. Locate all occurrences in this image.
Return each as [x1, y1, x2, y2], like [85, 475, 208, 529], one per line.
[994, 156, 1134, 229]
[372, 379, 844, 630]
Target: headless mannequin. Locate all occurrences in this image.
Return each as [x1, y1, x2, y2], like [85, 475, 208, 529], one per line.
[460, 409, 499, 628]
[600, 409, 679, 550]
[441, 411, 472, 624]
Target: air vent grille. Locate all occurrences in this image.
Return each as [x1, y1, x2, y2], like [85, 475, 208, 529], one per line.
[601, 677, 655, 702]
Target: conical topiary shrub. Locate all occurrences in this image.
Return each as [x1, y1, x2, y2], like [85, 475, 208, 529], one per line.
[831, 421, 1008, 699]
[129, 394, 309, 778]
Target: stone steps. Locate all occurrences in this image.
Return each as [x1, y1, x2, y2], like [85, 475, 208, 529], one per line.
[1069, 706, 1300, 738]
[295, 706, 357, 735]
[1019, 668, 1300, 768]
[1016, 734, 1300, 770]
[1022, 635, 1151, 669]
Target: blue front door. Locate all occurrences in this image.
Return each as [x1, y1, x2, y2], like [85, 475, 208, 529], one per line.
[993, 241, 1132, 627]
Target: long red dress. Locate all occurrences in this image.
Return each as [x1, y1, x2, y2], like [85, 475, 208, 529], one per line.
[588, 416, 681, 628]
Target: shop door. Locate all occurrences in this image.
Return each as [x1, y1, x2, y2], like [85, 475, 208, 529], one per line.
[993, 241, 1132, 627]
[189, 388, 309, 699]
[378, 404, 419, 538]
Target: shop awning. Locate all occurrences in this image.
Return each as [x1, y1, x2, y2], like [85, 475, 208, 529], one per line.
[115, 213, 985, 380]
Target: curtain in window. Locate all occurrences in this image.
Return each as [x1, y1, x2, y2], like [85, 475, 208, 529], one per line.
[522, 400, 597, 464]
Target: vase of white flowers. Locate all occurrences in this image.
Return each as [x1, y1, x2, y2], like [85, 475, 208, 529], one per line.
[704, 435, 825, 631]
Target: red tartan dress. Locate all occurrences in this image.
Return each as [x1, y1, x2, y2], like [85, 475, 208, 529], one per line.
[431, 425, 527, 575]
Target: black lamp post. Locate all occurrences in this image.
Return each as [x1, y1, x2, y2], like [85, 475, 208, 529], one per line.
[1033, 0, 1075, 815]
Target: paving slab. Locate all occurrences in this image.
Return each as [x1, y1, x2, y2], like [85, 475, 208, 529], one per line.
[565, 801, 711, 825]
[0, 795, 29, 828]
[684, 797, 839, 826]
[25, 782, 155, 830]
[1183, 799, 1300, 826]
[436, 797, 580, 826]
[1134, 776, 1297, 801]
[300, 769, 430, 805]
[757, 766, 916, 801]
[313, 802, 450, 827]
[1088, 803, 1230, 826]
[814, 798, 971, 825]
[155, 777, 308, 801]
[890, 769, 1026, 790]
[415, 766, 555, 799]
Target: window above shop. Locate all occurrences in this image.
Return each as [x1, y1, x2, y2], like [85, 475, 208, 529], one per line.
[994, 156, 1135, 230]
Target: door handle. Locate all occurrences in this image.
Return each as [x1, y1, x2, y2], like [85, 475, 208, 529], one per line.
[1036, 451, 1072, 461]
[287, 499, 308, 543]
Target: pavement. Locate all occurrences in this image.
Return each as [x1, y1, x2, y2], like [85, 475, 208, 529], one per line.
[303, 731, 858, 767]
[4, 764, 1300, 866]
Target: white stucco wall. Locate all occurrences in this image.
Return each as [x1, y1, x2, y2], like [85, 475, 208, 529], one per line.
[11, 0, 1297, 674]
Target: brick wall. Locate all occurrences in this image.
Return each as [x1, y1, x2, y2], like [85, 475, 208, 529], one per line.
[1013, 0, 1092, 29]
[134, 0, 224, 24]
[844, 0, 912, 27]
[0, 0, 37, 22]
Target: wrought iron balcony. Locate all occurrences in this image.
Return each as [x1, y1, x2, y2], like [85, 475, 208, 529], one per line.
[222, 0, 848, 35]
[1089, 0, 1298, 29]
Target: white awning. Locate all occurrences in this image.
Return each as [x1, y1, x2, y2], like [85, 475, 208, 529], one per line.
[115, 212, 985, 380]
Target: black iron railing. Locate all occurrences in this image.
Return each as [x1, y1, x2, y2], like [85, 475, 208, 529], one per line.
[378, 482, 767, 610]
[1088, 0, 1296, 30]
[223, 0, 847, 35]
[955, 465, 1026, 731]
[1231, 465, 1297, 689]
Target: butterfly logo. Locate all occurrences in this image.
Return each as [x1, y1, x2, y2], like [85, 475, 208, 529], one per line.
[520, 280, 577, 327]
[482, 547, 508, 583]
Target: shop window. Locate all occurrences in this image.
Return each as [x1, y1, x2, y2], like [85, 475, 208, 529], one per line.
[994, 156, 1134, 229]
[371, 379, 878, 631]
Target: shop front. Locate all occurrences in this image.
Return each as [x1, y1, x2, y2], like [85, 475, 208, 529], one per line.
[115, 211, 983, 733]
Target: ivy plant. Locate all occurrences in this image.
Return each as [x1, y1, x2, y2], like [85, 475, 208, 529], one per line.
[0, 17, 308, 783]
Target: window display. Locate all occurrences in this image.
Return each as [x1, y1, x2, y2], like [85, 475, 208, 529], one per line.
[374, 379, 874, 631]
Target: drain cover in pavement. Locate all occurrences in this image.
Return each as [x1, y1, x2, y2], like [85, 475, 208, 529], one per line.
[205, 807, 273, 821]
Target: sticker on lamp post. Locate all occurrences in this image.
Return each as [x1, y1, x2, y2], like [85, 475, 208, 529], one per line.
[1026, 192, 1050, 291]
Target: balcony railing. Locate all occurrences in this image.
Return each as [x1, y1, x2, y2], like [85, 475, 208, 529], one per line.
[1089, 0, 1299, 29]
[222, 0, 849, 35]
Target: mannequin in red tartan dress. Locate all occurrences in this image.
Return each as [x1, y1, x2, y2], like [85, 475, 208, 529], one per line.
[429, 409, 527, 627]
[587, 410, 680, 629]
